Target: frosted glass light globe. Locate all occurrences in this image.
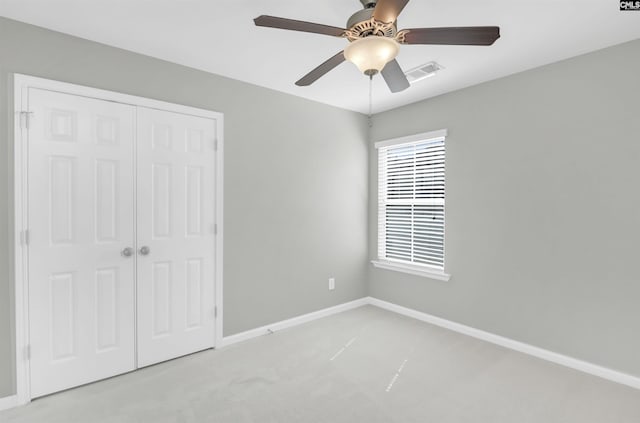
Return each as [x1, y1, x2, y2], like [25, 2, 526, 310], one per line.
[344, 36, 400, 75]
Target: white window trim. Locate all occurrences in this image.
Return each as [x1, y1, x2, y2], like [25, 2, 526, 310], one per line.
[374, 129, 448, 149]
[374, 129, 450, 281]
[371, 260, 451, 281]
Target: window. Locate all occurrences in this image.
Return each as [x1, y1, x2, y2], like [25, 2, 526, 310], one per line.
[373, 130, 450, 281]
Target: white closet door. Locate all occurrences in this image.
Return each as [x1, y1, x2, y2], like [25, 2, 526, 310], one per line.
[136, 107, 216, 367]
[27, 88, 136, 398]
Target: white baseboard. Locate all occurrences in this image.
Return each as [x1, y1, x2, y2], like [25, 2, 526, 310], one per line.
[219, 296, 640, 390]
[3, 295, 633, 414]
[0, 394, 19, 411]
[0, 297, 640, 411]
[220, 297, 369, 347]
[367, 297, 640, 390]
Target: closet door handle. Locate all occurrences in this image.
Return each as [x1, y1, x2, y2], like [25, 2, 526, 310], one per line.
[121, 247, 134, 257]
[139, 246, 151, 256]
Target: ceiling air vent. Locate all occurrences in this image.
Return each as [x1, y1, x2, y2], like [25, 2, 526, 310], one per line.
[404, 61, 443, 84]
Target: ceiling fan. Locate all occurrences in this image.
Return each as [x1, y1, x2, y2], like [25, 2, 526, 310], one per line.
[254, 0, 500, 93]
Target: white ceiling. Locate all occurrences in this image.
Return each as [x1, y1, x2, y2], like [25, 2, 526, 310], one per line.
[1, 0, 639, 114]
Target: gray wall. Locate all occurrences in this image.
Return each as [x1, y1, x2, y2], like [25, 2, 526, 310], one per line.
[0, 17, 369, 397]
[369, 39, 640, 378]
[1, 15, 639, 402]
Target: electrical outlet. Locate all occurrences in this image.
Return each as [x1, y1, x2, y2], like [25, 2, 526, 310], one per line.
[328, 277, 335, 291]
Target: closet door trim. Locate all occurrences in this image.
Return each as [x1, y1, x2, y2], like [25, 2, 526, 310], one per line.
[12, 73, 224, 406]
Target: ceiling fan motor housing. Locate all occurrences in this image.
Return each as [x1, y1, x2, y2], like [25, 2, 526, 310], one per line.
[346, 7, 397, 41]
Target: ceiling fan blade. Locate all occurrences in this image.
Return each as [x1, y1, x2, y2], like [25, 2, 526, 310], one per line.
[381, 59, 410, 93]
[296, 51, 346, 87]
[254, 15, 345, 37]
[402, 26, 500, 45]
[373, 0, 410, 24]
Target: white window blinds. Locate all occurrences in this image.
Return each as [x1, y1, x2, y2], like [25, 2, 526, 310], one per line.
[377, 132, 446, 270]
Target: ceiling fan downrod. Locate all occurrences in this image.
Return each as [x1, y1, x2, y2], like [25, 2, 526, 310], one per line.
[360, 0, 378, 8]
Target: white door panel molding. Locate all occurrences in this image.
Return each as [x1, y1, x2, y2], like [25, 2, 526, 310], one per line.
[136, 107, 217, 367]
[13, 74, 224, 404]
[27, 88, 137, 398]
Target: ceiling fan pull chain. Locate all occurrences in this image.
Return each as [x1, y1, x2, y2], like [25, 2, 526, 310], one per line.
[368, 74, 373, 128]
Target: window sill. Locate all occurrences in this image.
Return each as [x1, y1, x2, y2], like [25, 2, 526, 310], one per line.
[371, 260, 451, 281]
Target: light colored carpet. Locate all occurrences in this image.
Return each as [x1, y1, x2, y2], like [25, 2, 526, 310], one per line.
[2, 305, 639, 422]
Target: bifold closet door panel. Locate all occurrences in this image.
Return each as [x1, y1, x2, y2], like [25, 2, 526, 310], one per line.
[27, 88, 136, 398]
[136, 107, 217, 367]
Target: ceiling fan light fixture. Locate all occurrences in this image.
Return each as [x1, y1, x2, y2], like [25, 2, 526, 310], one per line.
[344, 36, 400, 76]
[254, 0, 500, 93]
